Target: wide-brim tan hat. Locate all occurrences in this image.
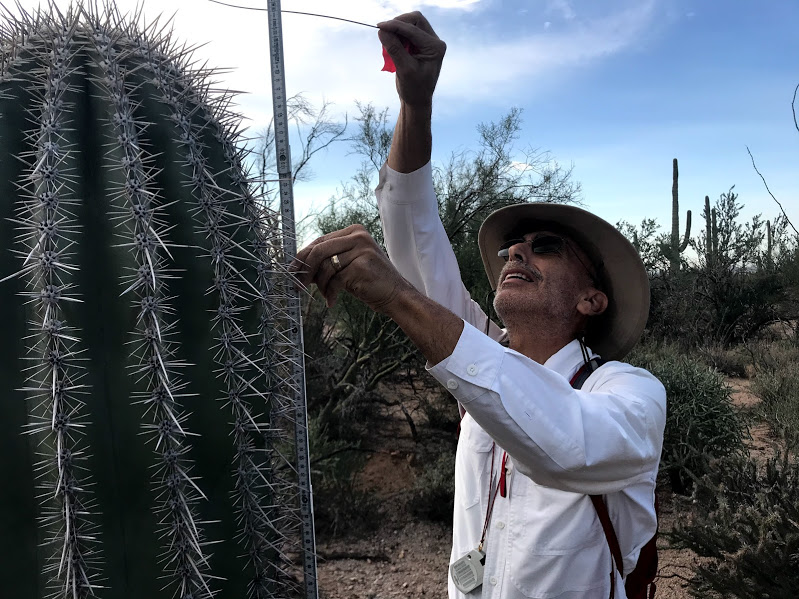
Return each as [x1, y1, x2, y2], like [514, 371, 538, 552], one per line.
[478, 203, 649, 361]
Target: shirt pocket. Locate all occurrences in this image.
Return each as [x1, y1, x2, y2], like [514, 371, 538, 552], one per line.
[455, 414, 494, 510]
[508, 548, 610, 599]
[508, 481, 609, 598]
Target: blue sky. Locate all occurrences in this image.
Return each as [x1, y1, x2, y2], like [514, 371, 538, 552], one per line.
[13, 0, 799, 243]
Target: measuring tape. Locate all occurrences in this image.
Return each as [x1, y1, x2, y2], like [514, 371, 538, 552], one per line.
[265, 2, 318, 597]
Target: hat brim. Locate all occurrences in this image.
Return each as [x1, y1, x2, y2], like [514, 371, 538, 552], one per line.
[478, 203, 649, 361]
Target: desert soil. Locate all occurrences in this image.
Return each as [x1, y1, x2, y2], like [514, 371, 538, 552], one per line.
[315, 377, 774, 599]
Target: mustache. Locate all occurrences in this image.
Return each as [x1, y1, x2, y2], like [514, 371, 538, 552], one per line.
[500, 261, 543, 282]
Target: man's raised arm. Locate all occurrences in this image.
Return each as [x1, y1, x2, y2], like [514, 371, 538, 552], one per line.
[377, 13, 441, 173]
[376, 14, 503, 339]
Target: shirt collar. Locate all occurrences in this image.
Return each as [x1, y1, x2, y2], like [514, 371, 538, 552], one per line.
[543, 338, 599, 381]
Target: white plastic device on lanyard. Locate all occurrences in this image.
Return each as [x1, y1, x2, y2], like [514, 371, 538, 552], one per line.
[450, 548, 486, 594]
[450, 444, 508, 593]
[265, 2, 318, 598]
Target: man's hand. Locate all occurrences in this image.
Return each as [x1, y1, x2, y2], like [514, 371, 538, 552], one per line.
[377, 12, 446, 108]
[291, 224, 411, 312]
[291, 225, 465, 366]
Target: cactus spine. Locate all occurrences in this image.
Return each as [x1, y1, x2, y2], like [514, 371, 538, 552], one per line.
[664, 158, 692, 273]
[0, 4, 300, 598]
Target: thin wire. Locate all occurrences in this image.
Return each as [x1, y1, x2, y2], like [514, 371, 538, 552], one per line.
[207, 0, 379, 28]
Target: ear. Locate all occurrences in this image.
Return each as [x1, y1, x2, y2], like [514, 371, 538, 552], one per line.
[576, 288, 608, 318]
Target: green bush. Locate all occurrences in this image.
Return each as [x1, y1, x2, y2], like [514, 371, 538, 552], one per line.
[699, 343, 751, 378]
[670, 454, 799, 598]
[308, 415, 379, 536]
[417, 385, 461, 432]
[748, 339, 799, 372]
[751, 360, 799, 453]
[409, 450, 456, 522]
[629, 343, 747, 494]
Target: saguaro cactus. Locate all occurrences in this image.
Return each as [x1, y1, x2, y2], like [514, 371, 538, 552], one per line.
[661, 158, 692, 273]
[703, 195, 719, 268]
[0, 4, 300, 599]
[765, 219, 773, 269]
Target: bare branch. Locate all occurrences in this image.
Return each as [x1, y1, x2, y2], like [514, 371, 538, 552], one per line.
[745, 145, 798, 236]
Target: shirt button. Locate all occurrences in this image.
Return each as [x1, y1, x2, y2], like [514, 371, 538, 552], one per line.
[496, 521, 505, 529]
[466, 364, 478, 376]
[446, 379, 459, 390]
[490, 576, 498, 585]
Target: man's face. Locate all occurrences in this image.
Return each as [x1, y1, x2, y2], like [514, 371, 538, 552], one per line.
[492, 230, 600, 327]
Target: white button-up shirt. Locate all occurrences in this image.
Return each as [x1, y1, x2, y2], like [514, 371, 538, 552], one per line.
[375, 162, 667, 599]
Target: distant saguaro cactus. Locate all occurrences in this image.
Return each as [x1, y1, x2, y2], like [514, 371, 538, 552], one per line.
[703, 194, 719, 268]
[661, 158, 692, 273]
[766, 219, 773, 269]
[0, 4, 300, 599]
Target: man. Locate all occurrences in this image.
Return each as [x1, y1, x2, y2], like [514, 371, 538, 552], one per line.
[293, 12, 665, 599]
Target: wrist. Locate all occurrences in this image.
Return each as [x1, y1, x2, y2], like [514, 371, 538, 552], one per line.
[388, 103, 433, 173]
[374, 277, 419, 320]
[399, 100, 433, 117]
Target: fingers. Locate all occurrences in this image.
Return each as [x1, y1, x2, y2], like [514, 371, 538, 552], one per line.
[377, 17, 444, 52]
[292, 225, 359, 281]
[379, 11, 438, 38]
[290, 225, 406, 312]
[321, 263, 350, 308]
[291, 224, 374, 289]
[314, 249, 356, 307]
[378, 29, 414, 72]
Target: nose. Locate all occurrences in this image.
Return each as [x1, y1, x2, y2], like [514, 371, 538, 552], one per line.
[507, 240, 529, 263]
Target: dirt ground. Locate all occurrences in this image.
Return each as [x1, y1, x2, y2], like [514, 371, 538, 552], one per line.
[315, 378, 774, 599]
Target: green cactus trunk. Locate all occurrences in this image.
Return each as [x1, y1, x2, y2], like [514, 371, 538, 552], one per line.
[0, 5, 298, 599]
[664, 158, 691, 274]
[766, 219, 773, 269]
[702, 195, 720, 269]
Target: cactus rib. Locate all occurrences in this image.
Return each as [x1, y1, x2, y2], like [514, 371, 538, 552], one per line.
[14, 19, 101, 598]
[86, 20, 216, 598]
[132, 33, 299, 599]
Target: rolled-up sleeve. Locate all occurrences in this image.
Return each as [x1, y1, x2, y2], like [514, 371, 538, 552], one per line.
[375, 162, 503, 340]
[428, 321, 667, 495]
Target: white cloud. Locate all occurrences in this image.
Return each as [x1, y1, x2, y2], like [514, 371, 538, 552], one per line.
[419, 0, 483, 9]
[436, 0, 658, 104]
[547, 0, 577, 20]
[9, 0, 659, 128]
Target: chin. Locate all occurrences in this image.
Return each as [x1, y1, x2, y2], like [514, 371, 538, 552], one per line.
[492, 291, 516, 324]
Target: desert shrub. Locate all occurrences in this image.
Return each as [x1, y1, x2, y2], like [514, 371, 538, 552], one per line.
[747, 338, 799, 372]
[647, 269, 784, 349]
[751, 360, 799, 453]
[409, 450, 456, 522]
[628, 343, 747, 494]
[670, 454, 799, 598]
[417, 385, 461, 432]
[308, 415, 379, 536]
[698, 343, 751, 378]
[646, 271, 704, 348]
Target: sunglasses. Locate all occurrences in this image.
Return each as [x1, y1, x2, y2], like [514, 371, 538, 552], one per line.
[497, 235, 565, 260]
[498, 234, 603, 288]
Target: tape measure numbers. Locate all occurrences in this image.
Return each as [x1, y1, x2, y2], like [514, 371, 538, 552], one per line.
[265, 2, 319, 598]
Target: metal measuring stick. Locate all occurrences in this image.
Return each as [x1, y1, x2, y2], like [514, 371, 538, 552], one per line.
[265, 1, 318, 597]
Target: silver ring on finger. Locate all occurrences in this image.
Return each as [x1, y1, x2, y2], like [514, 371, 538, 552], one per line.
[330, 254, 343, 272]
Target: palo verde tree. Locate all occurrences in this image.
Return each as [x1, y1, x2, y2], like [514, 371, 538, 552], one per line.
[692, 188, 781, 344]
[0, 4, 302, 598]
